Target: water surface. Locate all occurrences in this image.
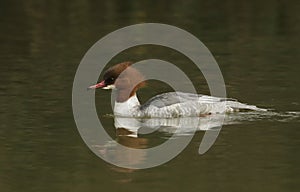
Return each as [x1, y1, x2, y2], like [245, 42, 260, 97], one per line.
[0, 0, 299, 192]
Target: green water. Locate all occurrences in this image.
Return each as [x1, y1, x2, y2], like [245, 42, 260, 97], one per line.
[0, 0, 299, 192]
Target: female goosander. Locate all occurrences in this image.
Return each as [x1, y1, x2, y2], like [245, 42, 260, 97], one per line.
[89, 62, 266, 118]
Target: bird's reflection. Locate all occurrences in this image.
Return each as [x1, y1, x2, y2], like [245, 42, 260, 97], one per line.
[114, 114, 230, 136]
[93, 110, 297, 173]
[95, 114, 231, 173]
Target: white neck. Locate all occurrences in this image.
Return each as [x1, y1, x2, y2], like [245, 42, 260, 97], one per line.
[114, 94, 140, 116]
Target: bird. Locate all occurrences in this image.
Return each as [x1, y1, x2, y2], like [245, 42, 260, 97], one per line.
[88, 61, 266, 118]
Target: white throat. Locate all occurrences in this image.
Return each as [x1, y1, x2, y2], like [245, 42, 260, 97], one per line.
[114, 94, 140, 116]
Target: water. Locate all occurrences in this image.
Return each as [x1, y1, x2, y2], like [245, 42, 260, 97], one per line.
[1, 0, 299, 191]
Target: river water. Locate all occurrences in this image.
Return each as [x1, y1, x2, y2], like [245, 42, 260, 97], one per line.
[0, 1, 299, 192]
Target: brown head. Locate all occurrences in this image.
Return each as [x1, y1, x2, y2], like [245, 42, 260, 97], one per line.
[88, 61, 146, 102]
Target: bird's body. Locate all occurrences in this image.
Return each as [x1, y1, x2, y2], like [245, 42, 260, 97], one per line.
[89, 62, 266, 118]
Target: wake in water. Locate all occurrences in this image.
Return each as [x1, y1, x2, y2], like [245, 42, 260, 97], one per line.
[226, 110, 300, 123]
[106, 109, 300, 137]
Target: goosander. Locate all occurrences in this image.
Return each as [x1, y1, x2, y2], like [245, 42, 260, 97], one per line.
[89, 62, 266, 118]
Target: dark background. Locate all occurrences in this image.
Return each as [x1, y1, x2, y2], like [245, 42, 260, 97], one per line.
[0, 0, 299, 192]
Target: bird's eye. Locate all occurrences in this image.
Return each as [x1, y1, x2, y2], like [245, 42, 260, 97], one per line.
[105, 77, 115, 84]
